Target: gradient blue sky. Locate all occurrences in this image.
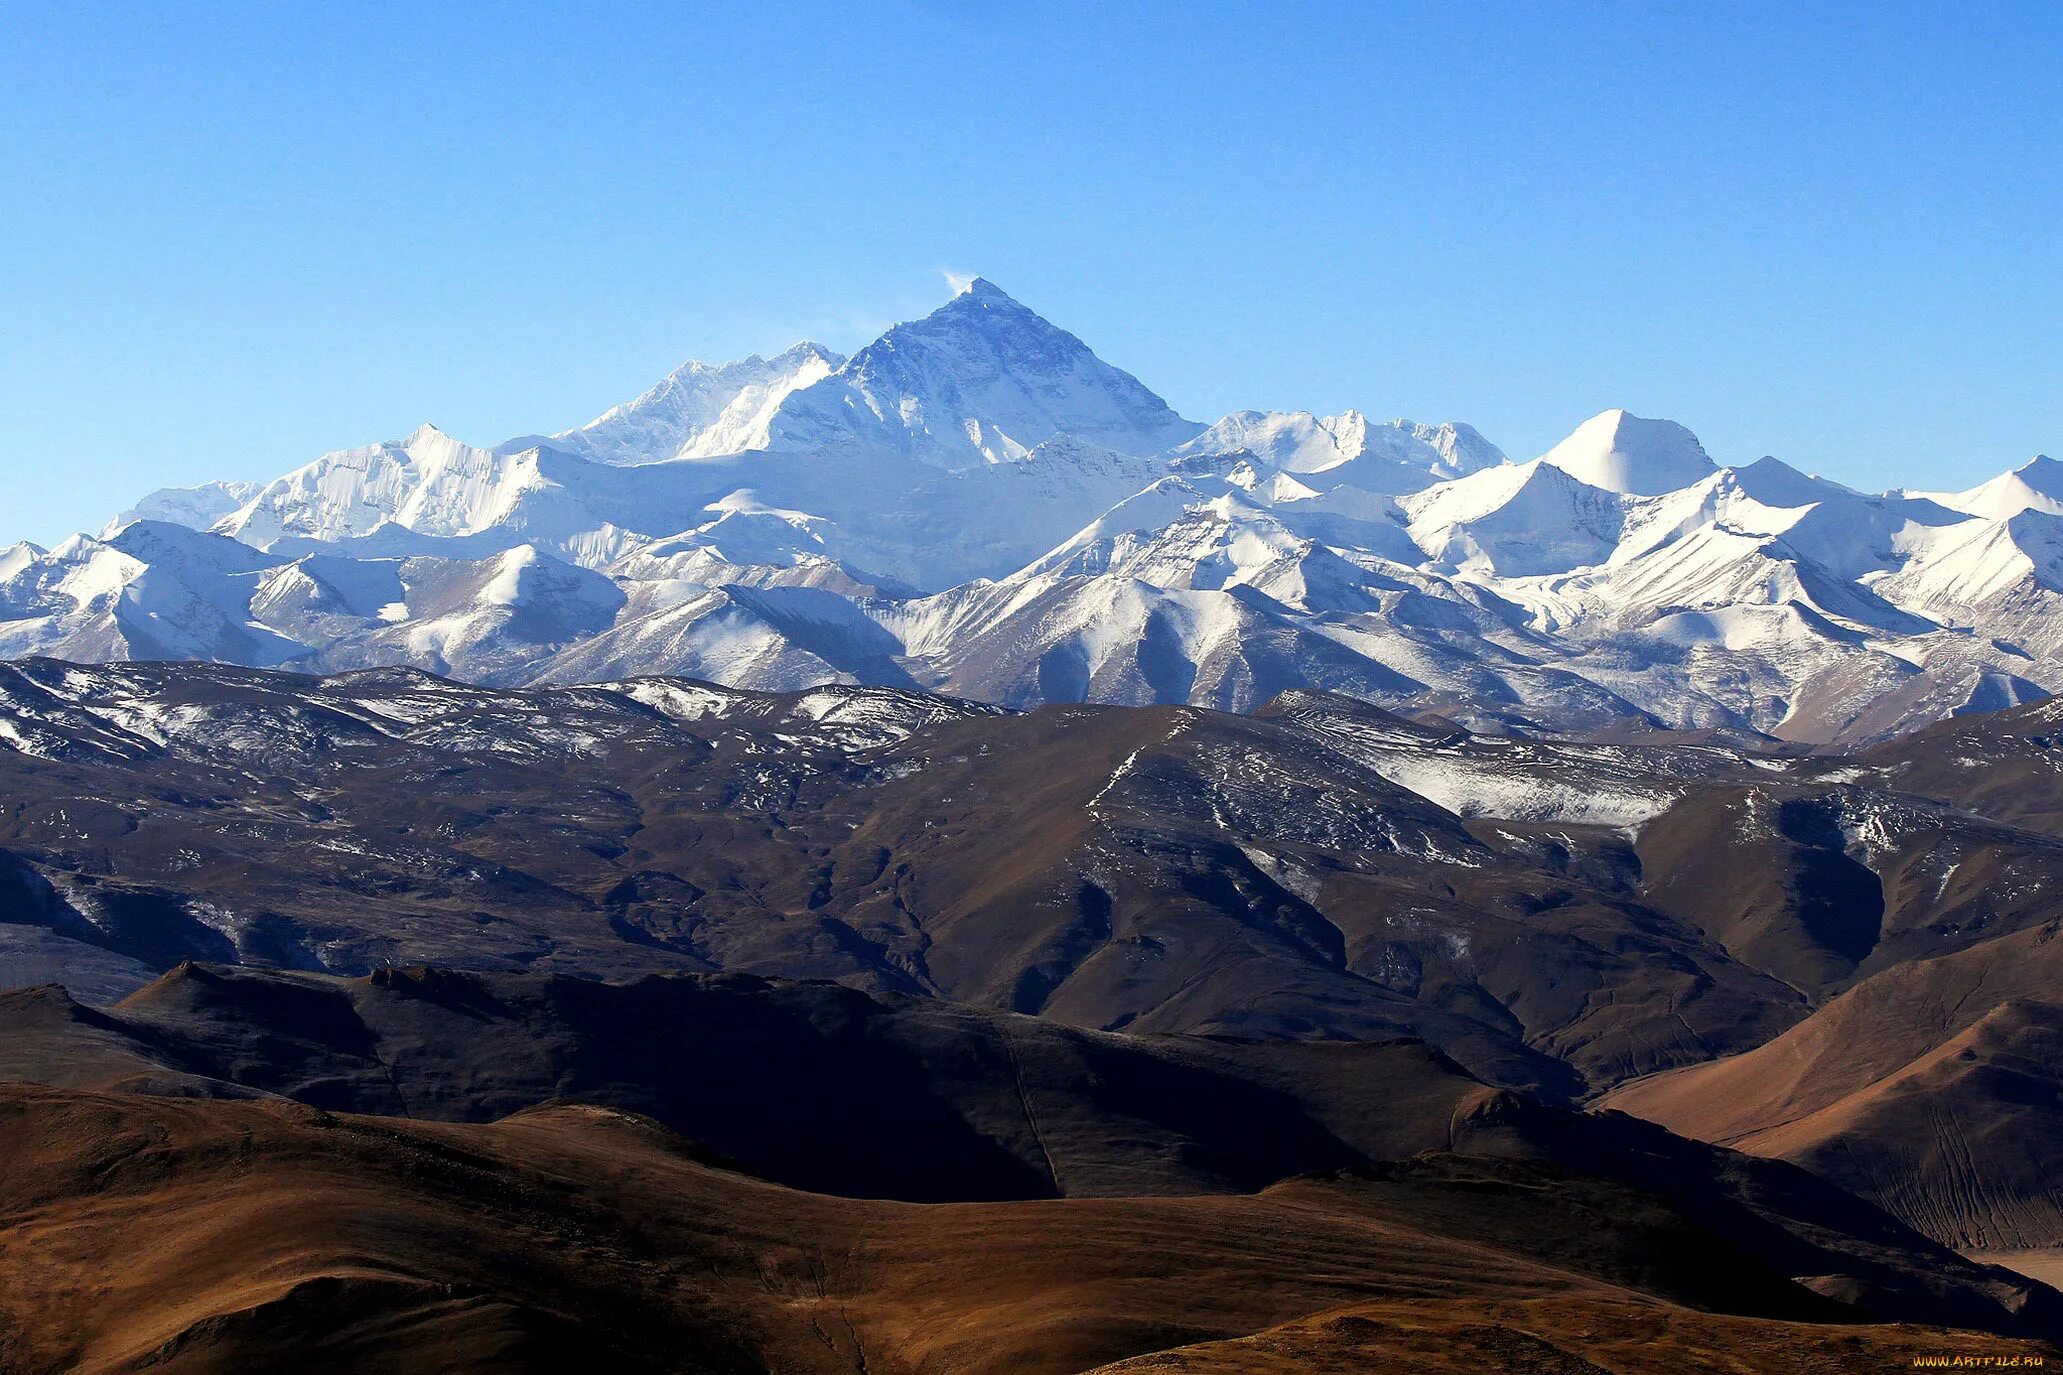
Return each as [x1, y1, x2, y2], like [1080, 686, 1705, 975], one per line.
[2, 1, 2058, 545]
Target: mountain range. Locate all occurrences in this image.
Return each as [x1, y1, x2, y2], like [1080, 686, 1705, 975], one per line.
[5, 276, 2054, 745]
[6, 280, 2063, 1372]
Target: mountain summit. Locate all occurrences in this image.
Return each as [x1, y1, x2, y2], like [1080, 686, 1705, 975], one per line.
[756, 278, 1206, 466]
[1927, 452, 2063, 520]
[1539, 408, 1717, 494]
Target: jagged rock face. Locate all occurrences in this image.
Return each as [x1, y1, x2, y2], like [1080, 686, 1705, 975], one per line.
[2, 282, 2054, 744]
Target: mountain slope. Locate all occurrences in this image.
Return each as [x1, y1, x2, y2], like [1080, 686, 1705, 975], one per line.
[1173, 410, 1504, 492]
[1602, 919, 2063, 1251]
[1920, 454, 2063, 520]
[0, 962, 1491, 1201]
[544, 342, 846, 464]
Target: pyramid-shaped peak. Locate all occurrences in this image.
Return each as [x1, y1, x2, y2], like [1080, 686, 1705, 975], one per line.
[1729, 454, 1855, 507]
[948, 275, 1018, 304]
[1986, 453, 2063, 506]
[890, 279, 1074, 348]
[1982, 453, 2062, 496]
[1540, 408, 1716, 495]
[399, 423, 475, 465]
[1920, 455, 2063, 521]
[753, 276, 1203, 467]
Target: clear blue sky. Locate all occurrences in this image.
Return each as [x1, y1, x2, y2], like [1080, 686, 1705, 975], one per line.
[2, 1, 2058, 545]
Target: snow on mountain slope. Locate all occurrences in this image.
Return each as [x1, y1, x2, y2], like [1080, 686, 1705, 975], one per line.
[1, 522, 629, 687]
[1873, 511, 2063, 663]
[0, 523, 304, 667]
[757, 277, 1205, 466]
[1016, 476, 1438, 613]
[1176, 409, 1369, 472]
[39, 278, 2060, 740]
[1728, 455, 1856, 508]
[1741, 488, 1970, 584]
[0, 543, 41, 583]
[542, 343, 846, 465]
[802, 435, 1178, 588]
[1558, 524, 1931, 635]
[1172, 410, 1503, 492]
[219, 424, 549, 547]
[1402, 460, 1630, 576]
[874, 571, 1429, 710]
[534, 581, 907, 691]
[299, 545, 631, 682]
[1539, 409, 1717, 495]
[1316, 417, 1506, 491]
[1266, 689, 1704, 825]
[1918, 454, 2063, 520]
[1778, 644, 2052, 746]
[842, 488, 1592, 716]
[109, 480, 262, 533]
[248, 554, 410, 642]
[1879, 510, 2063, 609]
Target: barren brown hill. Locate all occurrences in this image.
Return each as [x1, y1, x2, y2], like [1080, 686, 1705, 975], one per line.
[0, 1083, 2055, 1375]
[0, 962, 1496, 1201]
[13, 660, 2063, 1103]
[1632, 781, 2063, 1001]
[1604, 918, 2063, 1251]
[0, 660, 1821, 1096]
[0, 962, 2055, 1345]
[1083, 1298, 2054, 1374]
[1863, 695, 2063, 838]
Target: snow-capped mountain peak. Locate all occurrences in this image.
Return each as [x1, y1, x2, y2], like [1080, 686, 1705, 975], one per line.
[1923, 453, 2063, 520]
[1539, 408, 1717, 495]
[1727, 455, 1856, 508]
[950, 274, 1016, 303]
[0, 542, 41, 581]
[213, 425, 557, 550]
[1176, 409, 1367, 473]
[403, 421, 454, 453]
[758, 280, 1206, 467]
